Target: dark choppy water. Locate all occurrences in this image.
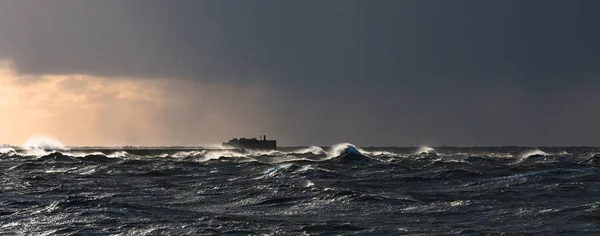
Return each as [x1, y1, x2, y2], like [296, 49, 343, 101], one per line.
[1, 144, 600, 235]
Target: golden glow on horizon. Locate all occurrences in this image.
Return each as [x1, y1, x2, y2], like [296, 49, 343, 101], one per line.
[0, 61, 167, 145]
[0, 61, 275, 146]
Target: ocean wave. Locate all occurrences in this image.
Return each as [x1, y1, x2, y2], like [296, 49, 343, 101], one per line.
[2, 146, 600, 234]
[505, 168, 599, 180]
[328, 143, 363, 158]
[291, 146, 327, 155]
[520, 149, 550, 159]
[293, 164, 335, 174]
[578, 153, 600, 165]
[3, 146, 600, 168]
[0, 147, 16, 154]
[325, 143, 374, 163]
[415, 146, 437, 155]
[21, 136, 68, 151]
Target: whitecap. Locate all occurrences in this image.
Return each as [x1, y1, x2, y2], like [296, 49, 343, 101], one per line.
[292, 146, 327, 155]
[44, 167, 77, 173]
[107, 151, 129, 158]
[327, 143, 366, 158]
[22, 136, 68, 151]
[172, 150, 206, 158]
[0, 147, 15, 154]
[203, 150, 245, 160]
[71, 166, 97, 175]
[415, 146, 437, 155]
[520, 149, 549, 159]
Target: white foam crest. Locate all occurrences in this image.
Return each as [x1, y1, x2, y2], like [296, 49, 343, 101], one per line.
[202, 150, 245, 160]
[248, 149, 284, 156]
[262, 163, 296, 177]
[172, 150, 207, 158]
[266, 155, 316, 164]
[294, 165, 313, 173]
[513, 149, 550, 164]
[22, 136, 67, 151]
[71, 166, 97, 175]
[415, 146, 437, 154]
[44, 167, 77, 173]
[0, 147, 15, 154]
[107, 151, 129, 158]
[293, 164, 334, 174]
[520, 149, 549, 159]
[1, 222, 20, 229]
[483, 152, 514, 158]
[60, 151, 104, 158]
[292, 146, 327, 155]
[156, 153, 169, 158]
[278, 163, 296, 170]
[196, 150, 256, 162]
[327, 143, 365, 158]
[364, 151, 398, 156]
[26, 149, 54, 156]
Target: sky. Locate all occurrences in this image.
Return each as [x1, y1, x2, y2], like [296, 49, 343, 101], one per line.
[0, 0, 599, 146]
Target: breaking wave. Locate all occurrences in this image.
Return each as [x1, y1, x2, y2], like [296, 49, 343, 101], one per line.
[415, 146, 437, 155]
[293, 146, 327, 155]
[22, 136, 67, 150]
[1, 145, 600, 234]
[328, 143, 364, 157]
[0, 147, 15, 154]
[520, 149, 549, 159]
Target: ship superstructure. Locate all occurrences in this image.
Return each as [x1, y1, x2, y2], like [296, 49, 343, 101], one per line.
[222, 135, 277, 150]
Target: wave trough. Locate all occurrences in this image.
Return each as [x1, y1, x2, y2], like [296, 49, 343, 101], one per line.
[1, 145, 599, 234]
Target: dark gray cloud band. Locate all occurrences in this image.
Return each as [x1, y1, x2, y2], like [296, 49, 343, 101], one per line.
[2, 1, 598, 84]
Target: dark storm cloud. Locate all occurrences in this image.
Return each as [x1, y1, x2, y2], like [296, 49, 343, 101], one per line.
[1, 0, 599, 146]
[1, 0, 597, 84]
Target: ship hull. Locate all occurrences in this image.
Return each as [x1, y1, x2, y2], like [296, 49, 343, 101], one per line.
[222, 139, 277, 150]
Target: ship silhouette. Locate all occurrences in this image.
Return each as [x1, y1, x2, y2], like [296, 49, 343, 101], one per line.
[222, 135, 277, 150]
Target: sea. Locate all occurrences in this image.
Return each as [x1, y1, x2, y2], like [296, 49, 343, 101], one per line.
[1, 144, 600, 235]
